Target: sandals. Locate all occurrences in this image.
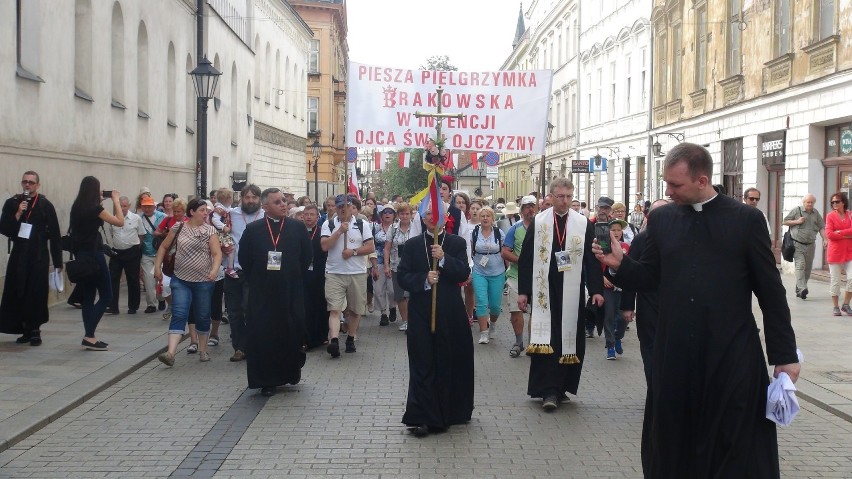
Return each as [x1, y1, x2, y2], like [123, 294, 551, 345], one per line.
[509, 344, 523, 358]
[186, 343, 198, 354]
[207, 336, 219, 346]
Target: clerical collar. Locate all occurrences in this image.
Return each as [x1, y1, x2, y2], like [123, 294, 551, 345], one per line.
[691, 194, 718, 212]
[268, 217, 282, 223]
[425, 228, 445, 237]
[555, 210, 569, 218]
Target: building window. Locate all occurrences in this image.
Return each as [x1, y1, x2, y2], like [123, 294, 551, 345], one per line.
[586, 73, 592, 122]
[671, 22, 682, 100]
[186, 54, 194, 130]
[264, 43, 271, 104]
[826, 124, 852, 157]
[111, 2, 125, 106]
[695, 5, 707, 89]
[275, 50, 280, 108]
[16, 0, 42, 81]
[641, 48, 647, 107]
[309, 39, 319, 74]
[655, 30, 667, 106]
[774, 0, 791, 56]
[727, 0, 743, 77]
[610, 62, 616, 120]
[308, 96, 318, 132]
[253, 35, 260, 100]
[167, 43, 175, 124]
[625, 55, 632, 114]
[231, 63, 238, 143]
[596, 68, 602, 124]
[75, 0, 92, 97]
[137, 22, 148, 115]
[570, 92, 576, 136]
[814, 0, 836, 42]
[723, 138, 744, 200]
[558, 32, 562, 65]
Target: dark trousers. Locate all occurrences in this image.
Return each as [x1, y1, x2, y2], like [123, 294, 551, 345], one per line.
[109, 245, 142, 311]
[224, 272, 249, 352]
[76, 252, 112, 338]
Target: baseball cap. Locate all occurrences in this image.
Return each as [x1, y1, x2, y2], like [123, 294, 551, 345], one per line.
[520, 195, 537, 206]
[334, 194, 351, 207]
[141, 197, 156, 206]
[597, 196, 614, 208]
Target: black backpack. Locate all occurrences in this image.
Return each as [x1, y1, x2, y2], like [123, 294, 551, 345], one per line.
[332, 216, 364, 236]
[470, 224, 502, 258]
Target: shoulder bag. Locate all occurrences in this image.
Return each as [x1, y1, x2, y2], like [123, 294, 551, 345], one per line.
[66, 252, 99, 283]
[162, 223, 183, 277]
[781, 207, 801, 262]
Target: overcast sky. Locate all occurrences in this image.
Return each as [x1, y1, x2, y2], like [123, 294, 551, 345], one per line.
[346, 0, 522, 71]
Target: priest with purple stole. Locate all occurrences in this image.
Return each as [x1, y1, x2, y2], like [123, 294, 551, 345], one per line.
[517, 177, 604, 411]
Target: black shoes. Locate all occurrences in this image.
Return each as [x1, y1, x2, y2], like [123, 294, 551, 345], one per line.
[15, 334, 32, 344]
[389, 308, 397, 322]
[327, 339, 340, 358]
[542, 395, 559, 411]
[410, 425, 429, 438]
[260, 387, 275, 397]
[67, 300, 82, 309]
[128, 309, 137, 314]
[158, 301, 166, 311]
[345, 337, 356, 353]
[29, 335, 42, 346]
[380, 314, 389, 326]
[105, 308, 119, 315]
[800, 288, 808, 300]
[144, 306, 157, 314]
[82, 339, 109, 351]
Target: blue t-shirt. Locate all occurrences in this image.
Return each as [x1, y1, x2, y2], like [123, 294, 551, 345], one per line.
[471, 227, 505, 277]
[140, 210, 165, 256]
[503, 221, 528, 280]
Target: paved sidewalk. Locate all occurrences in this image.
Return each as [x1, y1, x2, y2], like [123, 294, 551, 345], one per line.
[0, 288, 173, 452]
[0, 271, 850, 463]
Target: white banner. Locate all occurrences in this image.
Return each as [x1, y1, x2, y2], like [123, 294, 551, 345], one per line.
[346, 62, 553, 155]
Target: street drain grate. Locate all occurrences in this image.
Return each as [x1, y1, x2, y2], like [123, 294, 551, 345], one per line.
[822, 371, 852, 383]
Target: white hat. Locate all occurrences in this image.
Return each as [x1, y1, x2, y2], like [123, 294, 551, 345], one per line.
[520, 195, 537, 206]
[495, 203, 506, 210]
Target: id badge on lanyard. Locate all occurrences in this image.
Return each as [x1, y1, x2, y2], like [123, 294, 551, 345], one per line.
[554, 250, 572, 272]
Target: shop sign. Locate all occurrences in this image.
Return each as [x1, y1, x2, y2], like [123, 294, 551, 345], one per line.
[760, 130, 786, 165]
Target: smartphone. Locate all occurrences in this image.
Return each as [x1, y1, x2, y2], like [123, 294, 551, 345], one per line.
[595, 222, 612, 254]
[102, 190, 113, 198]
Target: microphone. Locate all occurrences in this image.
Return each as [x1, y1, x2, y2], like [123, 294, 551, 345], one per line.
[21, 191, 30, 211]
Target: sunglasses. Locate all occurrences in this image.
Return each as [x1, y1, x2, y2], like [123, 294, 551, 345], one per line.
[21, 180, 37, 185]
[831, 200, 842, 204]
[747, 197, 760, 202]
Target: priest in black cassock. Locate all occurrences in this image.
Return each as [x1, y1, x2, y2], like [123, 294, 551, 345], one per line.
[238, 188, 311, 397]
[302, 204, 328, 350]
[517, 177, 604, 411]
[596, 143, 800, 479]
[0, 171, 63, 346]
[397, 208, 473, 437]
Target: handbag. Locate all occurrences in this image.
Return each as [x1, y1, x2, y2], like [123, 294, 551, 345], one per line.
[781, 229, 795, 262]
[162, 223, 183, 277]
[66, 254, 100, 283]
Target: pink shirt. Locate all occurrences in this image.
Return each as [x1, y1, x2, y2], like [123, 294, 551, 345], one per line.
[825, 210, 852, 263]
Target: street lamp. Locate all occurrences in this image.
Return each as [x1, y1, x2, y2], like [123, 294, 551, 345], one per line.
[546, 161, 553, 179]
[652, 132, 685, 157]
[311, 138, 321, 205]
[539, 122, 555, 198]
[189, 55, 221, 199]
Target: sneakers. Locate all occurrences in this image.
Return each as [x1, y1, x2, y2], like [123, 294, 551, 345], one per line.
[800, 288, 808, 300]
[585, 329, 594, 339]
[158, 351, 175, 367]
[478, 331, 490, 344]
[606, 347, 617, 360]
[327, 339, 340, 358]
[225, 268, 239, 279]
[82, 340, 109, 351]
[199, 351, 211, 362]
[842, 304, 852, 316]
[614, 339, 623, 355]
[542, 395, 559, 411]
[345, 337, 356, 353]
[229, 350, 246, 362]
[833, 307, 841, 316]
[399, 321, 408, 332]
[380, 314, 389, 326]
[389, 308, 397, 322]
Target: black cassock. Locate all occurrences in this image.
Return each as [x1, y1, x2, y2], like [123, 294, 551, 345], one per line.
[612, 196, 798, 479]
[518, 212, 603, 398]
[238, 217, 311, 389]
[397, 231, 473, 429]
[0, 194, 63, 335]
[304, 224, 328, 349]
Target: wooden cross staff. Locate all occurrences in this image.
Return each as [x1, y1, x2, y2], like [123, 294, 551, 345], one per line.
[413, 86, 465, 333]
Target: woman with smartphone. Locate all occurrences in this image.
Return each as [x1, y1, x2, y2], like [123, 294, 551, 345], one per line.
[69, 177, 124, 350]
[601, 219, 630, 360]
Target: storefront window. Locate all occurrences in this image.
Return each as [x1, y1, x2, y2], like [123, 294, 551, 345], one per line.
[827, 126, 839, 157]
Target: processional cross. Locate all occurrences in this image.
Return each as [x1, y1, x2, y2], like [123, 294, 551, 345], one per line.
[413, 86, 465, 332]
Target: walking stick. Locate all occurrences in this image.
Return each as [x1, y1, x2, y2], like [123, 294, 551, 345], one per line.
[431, 224, 439, 333]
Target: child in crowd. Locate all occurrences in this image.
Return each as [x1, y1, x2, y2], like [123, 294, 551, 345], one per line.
[212, 188, 238, 278]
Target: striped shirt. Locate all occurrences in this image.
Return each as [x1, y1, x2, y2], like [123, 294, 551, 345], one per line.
[174, 223, 216, 282]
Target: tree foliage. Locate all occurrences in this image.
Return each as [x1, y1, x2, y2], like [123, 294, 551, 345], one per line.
[420, 55, 457, 71]
[375, 149, 429, 200]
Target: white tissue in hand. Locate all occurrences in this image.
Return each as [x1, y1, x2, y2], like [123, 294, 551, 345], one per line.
[766, 372, 799, 427]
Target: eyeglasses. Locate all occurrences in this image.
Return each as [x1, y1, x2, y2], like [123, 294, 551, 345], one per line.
[747, 197, 760, 202]
[554, 194, 573, 201]
[21, 180, 36, 185]
[831, 200, 842, 204]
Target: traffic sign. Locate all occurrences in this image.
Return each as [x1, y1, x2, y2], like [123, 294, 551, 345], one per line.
[484, 151, 500, 167]
[486, 166, 499, 179]
[346, 147, 358, 163]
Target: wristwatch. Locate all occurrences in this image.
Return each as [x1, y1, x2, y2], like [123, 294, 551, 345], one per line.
[352, 249, 358, 256]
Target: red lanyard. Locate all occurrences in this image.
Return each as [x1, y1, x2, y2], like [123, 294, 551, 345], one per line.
[266, 217, 285, 250]
[309, 225, 318, 241]
[553, 214, 567, 249]
[24, 194, 39, 222]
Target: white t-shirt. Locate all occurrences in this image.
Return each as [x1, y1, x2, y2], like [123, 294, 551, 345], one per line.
[321, 216, 374, 274]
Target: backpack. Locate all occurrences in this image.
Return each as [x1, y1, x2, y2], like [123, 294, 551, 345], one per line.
[471, 224, 502, 258]
[331, 216, 364, 236]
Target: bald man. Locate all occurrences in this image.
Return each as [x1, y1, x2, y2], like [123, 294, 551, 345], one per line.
[783, 194, 826, 300]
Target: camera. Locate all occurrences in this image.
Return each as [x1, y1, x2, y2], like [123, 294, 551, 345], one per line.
[595, 222, 612, 254]
[102, 190, 113, 199]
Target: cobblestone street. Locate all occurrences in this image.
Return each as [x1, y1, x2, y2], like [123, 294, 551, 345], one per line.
[2, 282, 852, 478]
